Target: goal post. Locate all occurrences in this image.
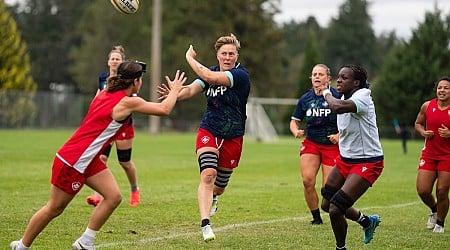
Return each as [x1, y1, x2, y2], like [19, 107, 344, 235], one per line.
[246, 97, 298, 142]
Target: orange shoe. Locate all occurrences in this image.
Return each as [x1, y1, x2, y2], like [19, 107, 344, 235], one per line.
[129, 189, 140, 206]
[86, 193, 102, 207]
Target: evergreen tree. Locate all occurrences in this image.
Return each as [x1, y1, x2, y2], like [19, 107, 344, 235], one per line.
[373, 8, 450, 127]
[297, 29, 322, 97]
[0, 0, 37, 126]
[323, 0, 379, 75]
[9, 0, 90, 91]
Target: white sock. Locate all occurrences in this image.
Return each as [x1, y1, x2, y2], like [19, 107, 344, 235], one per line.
[17, 239, 30, 250]
[80, 227, 98, 245]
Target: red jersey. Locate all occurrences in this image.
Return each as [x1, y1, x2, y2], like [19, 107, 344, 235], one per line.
[422, 98, 450, 160]
[56, 90, 130, 173]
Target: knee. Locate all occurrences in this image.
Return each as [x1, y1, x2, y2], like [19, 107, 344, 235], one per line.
[321, 199, 330, 213]
[436, 187, 449, 200]
[201, 169, 217, 185]
[105, 192, 122, 208]
[416, 187, 431, 198]
[302, 177, 316, 188]
[119, 161, 134, 170]
[329, 189, 354, 215]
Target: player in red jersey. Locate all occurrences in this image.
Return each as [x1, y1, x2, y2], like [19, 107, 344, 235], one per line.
[9, 61, 186, 250]
[415, 76, 450, 233]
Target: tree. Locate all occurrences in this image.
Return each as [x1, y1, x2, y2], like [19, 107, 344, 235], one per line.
[279, 17, 324, 98]
[373, 8, 450, 127]
[0, 0, 37, 127]
[323, 0, 380, 75]
[70, 0, 284, 131]
[296, 29, 322, 97]
[8, 0, 90, 91]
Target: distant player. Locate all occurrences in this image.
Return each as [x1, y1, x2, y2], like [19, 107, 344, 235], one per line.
[415, 76, 450, 233]
[290, 64, 340, 225]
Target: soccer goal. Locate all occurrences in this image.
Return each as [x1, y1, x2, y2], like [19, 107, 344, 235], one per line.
[246, 97, 298, 142]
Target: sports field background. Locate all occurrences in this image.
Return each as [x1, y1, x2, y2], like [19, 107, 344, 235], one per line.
[1, 130, 449, 249]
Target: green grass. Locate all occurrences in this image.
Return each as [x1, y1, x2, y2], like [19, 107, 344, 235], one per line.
[1, 130, 448, 249]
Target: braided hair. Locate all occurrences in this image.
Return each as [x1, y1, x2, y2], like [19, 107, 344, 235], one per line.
[343, 64, 370, 89]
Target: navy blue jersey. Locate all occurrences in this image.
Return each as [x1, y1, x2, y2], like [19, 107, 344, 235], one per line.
[98, 72, 109, 91]
[197, 63, 250, 139]
[291, 87, 340, 145]
[98, 71, 133, 126]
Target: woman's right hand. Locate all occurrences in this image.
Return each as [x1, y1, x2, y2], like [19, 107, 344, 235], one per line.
[165, 70, 186, 94]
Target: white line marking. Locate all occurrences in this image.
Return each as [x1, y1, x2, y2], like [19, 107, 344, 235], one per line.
[97, 200, 421, 248]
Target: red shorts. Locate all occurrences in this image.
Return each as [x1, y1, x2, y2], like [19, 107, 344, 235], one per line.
[196, 128, 243, 168]
[116, 124, 134, 140]
[335, 156, 384, 185]
[51, 156, 107, 195]
[418, 156, 450, 172]
[300, 138, 339, 166]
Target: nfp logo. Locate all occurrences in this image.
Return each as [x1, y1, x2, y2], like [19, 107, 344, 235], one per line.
[306, 108, 332, 117]
[206, 86, 227, 97]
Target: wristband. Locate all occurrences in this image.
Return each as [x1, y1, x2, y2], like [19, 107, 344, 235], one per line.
[322, 89, 331, 98]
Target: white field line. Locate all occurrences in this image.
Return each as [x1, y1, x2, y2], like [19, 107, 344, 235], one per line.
[97, 200, 420, 248]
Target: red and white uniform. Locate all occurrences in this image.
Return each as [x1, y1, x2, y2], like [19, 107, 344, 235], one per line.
[56, 90, 130, 174]
[422, 98, 450, 160]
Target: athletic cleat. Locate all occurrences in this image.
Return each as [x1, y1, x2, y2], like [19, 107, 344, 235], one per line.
[433, 224, 445, 233]
[201, 224, 216, 242]
[129, 189, 140, 206]
[310, 218, 323, 225]
[363, 214, 381, 244]
[72, 239, 95, 250]
[86, 193, 101, 207]
[210, 196, 218, 216]
[427, 212, 437, 229]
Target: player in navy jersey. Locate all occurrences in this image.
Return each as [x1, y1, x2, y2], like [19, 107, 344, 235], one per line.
[158, 34, 250, 242]
[86, 45, 141, 207]
[319, 65, 384, 250]
[290, 64, 340, 225]
[415, 77, 450, 233]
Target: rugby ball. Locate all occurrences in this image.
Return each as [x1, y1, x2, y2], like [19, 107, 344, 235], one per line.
[110, 0, 139, 14]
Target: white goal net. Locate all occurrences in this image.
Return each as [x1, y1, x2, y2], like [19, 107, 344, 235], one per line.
[246, 97, 298, 142]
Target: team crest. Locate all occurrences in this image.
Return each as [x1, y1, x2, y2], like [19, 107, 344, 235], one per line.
[72, 182, 82, 191]
[201, 136, 210, 144]
[419, 159, 425, 167]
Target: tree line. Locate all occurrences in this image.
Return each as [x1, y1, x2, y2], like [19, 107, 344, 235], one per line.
[2, 0, 449, 132]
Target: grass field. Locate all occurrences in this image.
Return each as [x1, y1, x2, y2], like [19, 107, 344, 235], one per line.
[1, 129, 448, 249]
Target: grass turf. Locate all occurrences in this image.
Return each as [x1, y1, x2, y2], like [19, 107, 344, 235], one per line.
[1, 130, 448, 249]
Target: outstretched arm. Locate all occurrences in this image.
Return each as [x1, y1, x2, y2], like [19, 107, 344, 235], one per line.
[113, 70, 187, 120]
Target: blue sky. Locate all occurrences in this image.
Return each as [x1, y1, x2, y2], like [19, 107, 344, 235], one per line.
[275, 0, 450, 39]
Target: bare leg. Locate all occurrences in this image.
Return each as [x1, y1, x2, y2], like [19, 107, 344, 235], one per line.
[85, 169, 122, 230]
[21, 186, 74, 246]
[416, 169, 437, 210]
[300, 154, 321, 212]
[115, 139, 138, 188]
[435, 171, 450, 223]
